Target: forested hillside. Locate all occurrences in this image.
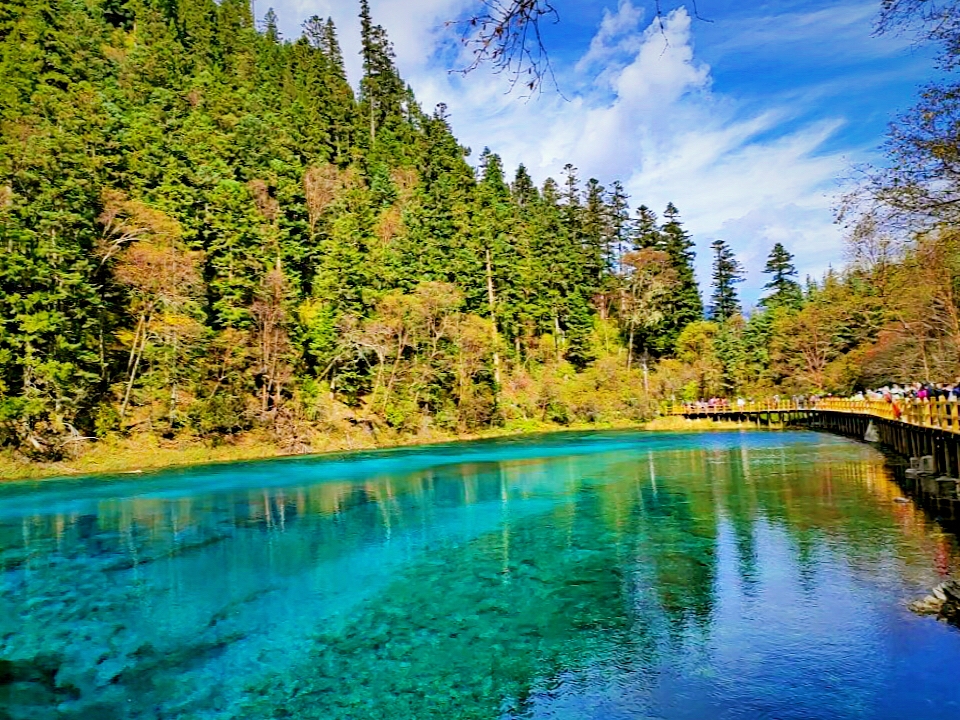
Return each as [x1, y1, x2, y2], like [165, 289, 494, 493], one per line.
[0, 0, 708, 460]
[3, 0, 959, 469]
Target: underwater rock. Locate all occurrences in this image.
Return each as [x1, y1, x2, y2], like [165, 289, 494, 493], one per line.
[910, 580, 960, 625]
[0, 654, 60, 690]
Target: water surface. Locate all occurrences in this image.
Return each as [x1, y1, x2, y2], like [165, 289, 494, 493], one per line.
[2, 430, 959, 719]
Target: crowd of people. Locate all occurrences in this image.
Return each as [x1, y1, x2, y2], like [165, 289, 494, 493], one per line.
[683, 395, 818, 411]
[847, 382, 960, 402]
[681, 382, 960, 414]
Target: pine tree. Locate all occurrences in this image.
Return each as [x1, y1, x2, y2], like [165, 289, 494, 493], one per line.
[710, 239, 744, 321]
[358, 0, 404, 142]
[581, 178, 608, 286]
[761, 242, 802, 309]
[303, 15, 326, 47]
[511, 164, 537, 206]
[323, 18, 346, 76]
[561, 162, 581, 234]
[263, 7, 280, 42]
[398, 104, 476, 297]
[607, 180, 629, 272]
[654, 203, 702, 353]
[632, 205, 661, 250]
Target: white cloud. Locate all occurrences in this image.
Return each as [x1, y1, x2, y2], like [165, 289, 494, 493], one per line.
[278, 0, 473, 84]
[575, 0, 645, 73]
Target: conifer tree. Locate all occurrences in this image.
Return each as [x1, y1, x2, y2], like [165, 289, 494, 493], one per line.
[710, 239, 744, 321]
[561, 163, 581, 235]
[399, 104, 476, 297]
[607, 180, 629, 272]
[263, 8, 280, 42]
[511, 164, 537, 206]
[632, 205, 661, 250]
[358, 0, 404, 142]
[323, 18, 347, 75]
[582, 178, 608, 285]
[653, 203, 702, 354]
[761, 242, 802, 309]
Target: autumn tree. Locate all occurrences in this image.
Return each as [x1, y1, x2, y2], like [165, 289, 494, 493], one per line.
[675, 321, 722, 400]
[621, 249, 678, 383]
[104, 193, 205, 425]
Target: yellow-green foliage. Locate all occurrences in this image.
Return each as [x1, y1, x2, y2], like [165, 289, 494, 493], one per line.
[500, 354, 656, 426]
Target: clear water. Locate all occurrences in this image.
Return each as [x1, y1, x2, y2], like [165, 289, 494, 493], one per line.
[2, 430, 960, 720]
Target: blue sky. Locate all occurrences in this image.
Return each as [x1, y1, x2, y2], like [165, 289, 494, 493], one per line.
[269, 0, 941, 305]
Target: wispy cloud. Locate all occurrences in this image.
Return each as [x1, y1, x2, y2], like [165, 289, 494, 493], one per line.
[575, 0, 645, 74]
[705, 2, 910, 63]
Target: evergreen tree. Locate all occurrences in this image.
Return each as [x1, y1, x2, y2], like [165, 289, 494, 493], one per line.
[761, 242, 802, 309]
[323, 18, 347, 75]
[607, 180, 629, 272]
[398, 104, 476, 297]
[511, 164, 537, 206]
[654, 203, 702, 354]
[632, 205, 661, 250]
[358, 0, 404, 142]
[581, 178, 608, 285]
[710, 239, 744, 321]
[263, 7, 280, 42]
[560, 163, 581, 229]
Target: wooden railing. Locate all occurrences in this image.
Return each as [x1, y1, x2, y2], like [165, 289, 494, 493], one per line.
[668, 398, 960, 434]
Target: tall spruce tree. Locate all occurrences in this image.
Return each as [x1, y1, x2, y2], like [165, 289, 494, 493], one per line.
[761, 242, 802, 309]
[511, 164, 537, 206]
[358, 0, 404, 142]
[632, 205, 661, 250]
[710, 239, 745, 321]
[655, 203, 702, 353]
[607, 180, 629, 272]
[561, 163, 581, 236]
[581, 178, 608, 285]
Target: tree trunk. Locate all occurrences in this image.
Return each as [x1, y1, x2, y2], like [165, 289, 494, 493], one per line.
[169, 329, 179, 426]
[642, 350, 650, 395]
[553, 313, 562, 362]
[382, 333, 406, 412]
[486, 248, 501, 386]
[121, 312, 149, 419]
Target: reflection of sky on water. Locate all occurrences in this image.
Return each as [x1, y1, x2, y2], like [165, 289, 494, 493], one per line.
[1, 431, 959, 719]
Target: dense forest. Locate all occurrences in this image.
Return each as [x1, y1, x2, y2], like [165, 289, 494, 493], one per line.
[1, 0, 958, 464]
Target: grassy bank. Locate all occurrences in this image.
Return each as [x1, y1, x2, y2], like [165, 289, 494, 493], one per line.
[0, 416, 746, 482]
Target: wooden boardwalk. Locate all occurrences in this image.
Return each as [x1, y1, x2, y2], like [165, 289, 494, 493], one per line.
[668, 398, 960, 433]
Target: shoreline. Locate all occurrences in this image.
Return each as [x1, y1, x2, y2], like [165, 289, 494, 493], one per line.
[0, 416, 745, 483]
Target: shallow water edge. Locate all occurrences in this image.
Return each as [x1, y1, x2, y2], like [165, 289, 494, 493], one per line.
[0, 418, 733, 483]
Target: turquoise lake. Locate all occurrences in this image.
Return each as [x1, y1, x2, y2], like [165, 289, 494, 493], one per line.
[2, 430, 960, 719]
